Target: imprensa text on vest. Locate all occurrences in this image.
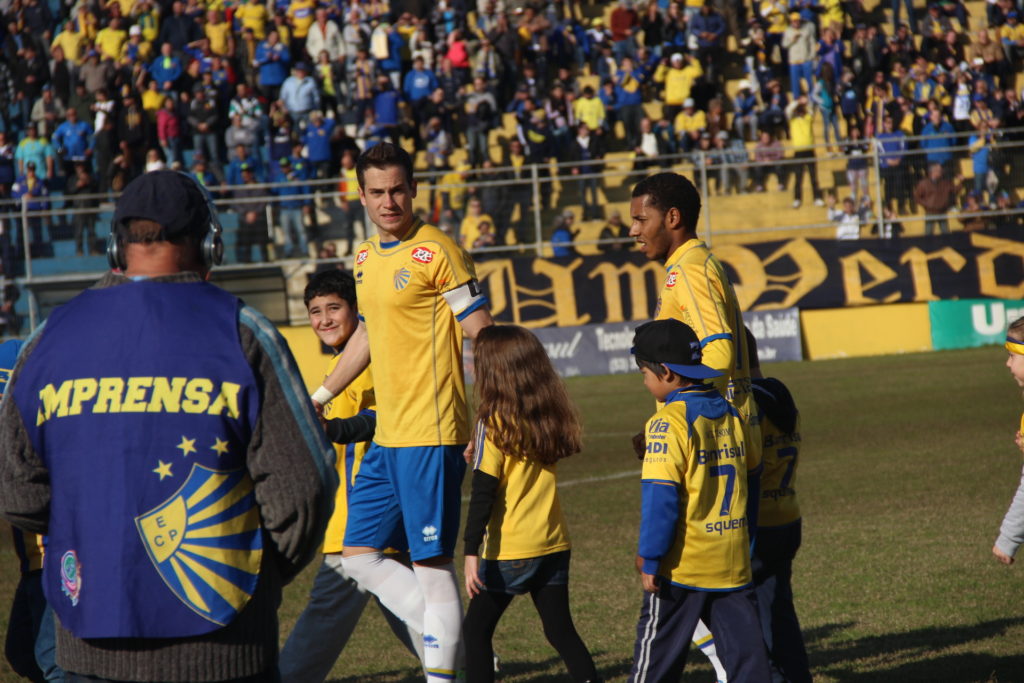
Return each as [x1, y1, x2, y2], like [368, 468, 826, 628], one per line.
[36, 377, 242, 425]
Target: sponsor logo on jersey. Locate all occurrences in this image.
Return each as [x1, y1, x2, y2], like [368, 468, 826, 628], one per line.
[665, 270, 679, 288]
[411, 247, 435, 264]
[424, 635, 439, 648]
[394, 267, 411, 291]
[60, 550, 82, 606]
[422, 524, 438, 542]
[355, 249, 368, 265]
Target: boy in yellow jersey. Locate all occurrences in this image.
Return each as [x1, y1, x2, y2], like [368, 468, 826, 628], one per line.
[279, 270, 421, 682]
[312, 142, 493, 683]
[629, 319, 770, 682]
[746, 328, 811, 683]
[2, 338, 62, 682]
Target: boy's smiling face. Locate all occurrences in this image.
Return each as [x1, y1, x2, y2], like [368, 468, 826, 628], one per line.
[1008, 347, 1024, 387]
[308, 293, 358, 349]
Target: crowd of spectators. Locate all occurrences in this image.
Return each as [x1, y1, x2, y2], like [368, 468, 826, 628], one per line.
[0, 0, 1023, 267]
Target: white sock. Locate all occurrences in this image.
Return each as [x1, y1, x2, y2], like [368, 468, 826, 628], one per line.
[693, 619, 728, 682]
[341, 552, 425, 634]
[413, 563, 463, 681]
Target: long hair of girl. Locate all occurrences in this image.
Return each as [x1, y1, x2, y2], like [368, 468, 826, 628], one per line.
[473, 325, 583, 466]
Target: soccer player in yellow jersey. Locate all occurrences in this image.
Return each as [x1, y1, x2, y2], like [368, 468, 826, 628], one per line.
[629, 319, 770, 682]
[746, 328, 812, 683]
[279, 270, 421, 682]
[312, 143, 493, 682]
[628, 172, 761, 468]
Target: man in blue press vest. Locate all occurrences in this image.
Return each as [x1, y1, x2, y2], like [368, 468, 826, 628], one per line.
[0, 170, 337, 683]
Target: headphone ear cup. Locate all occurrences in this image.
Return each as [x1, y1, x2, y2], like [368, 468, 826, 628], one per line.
[106, 232, 125, 271]
[203, 224, 224, 267]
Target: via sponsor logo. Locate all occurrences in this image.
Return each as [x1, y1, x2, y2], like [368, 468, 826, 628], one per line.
[412, 247, 435, 264]
[971, 301, 1024, 336]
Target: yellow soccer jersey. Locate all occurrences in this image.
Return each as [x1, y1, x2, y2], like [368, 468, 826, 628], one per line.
[354, 220, 485, 447]
[322, 352, 375, 553]
[640, 386, 752, 590]
[655, 239, 761, 471]
[235, 3, 269, 39]
[755, 392, 802, 528]
[287, 0, 316, 38]
[474, 423, 571, 561]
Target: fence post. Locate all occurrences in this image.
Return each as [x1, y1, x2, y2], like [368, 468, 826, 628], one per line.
[699, 152, 712, 247]
[872, 140, 886, 239]
[21, 194, 31, 281]
[531, 163, 543, 256]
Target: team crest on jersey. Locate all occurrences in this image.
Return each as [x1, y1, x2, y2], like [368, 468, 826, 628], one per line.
[394, 267, 412, 290]
[60, 550, 82, 606]
[136, 464, 262, 625]
[411, 247, 435, 264]
[665, 270, 679, 288]
[355, 249, 368, 265]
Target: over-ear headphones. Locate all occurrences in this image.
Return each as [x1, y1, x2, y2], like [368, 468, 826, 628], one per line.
[107, 171, 225, 271]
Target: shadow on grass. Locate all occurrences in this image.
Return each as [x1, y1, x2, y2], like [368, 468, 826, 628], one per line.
[808, 617, 1024, 682]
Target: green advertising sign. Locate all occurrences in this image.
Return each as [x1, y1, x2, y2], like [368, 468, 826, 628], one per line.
[930, 299, 1024, 350]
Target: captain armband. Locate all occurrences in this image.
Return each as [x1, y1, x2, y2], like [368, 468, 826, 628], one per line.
[443, 280, 488, 320]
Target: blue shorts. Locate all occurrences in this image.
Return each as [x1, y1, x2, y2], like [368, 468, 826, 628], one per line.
[479, 550, 571, 595]
[344, 444, 467, 562]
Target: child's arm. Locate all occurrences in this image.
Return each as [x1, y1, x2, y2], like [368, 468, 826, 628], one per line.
[994, 463, 1024, 565]
[323, 409, 375, 444]
[637, 480, 681, 590]
[463, 469, 498, 596]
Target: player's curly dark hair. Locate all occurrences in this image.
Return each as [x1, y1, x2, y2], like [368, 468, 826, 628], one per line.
[631, 172, 701, 234]
[473, 325, 582, 466]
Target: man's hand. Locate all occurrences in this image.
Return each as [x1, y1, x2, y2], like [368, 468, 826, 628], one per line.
[632, 431, 646, 459]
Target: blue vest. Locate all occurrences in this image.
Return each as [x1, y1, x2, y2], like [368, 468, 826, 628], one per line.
[12, 281, 262, 639]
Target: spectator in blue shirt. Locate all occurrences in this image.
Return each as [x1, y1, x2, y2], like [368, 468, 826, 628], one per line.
[272, 156, 311, 258]
[690, 3, 725, 83]
[11, 161, 49, 247]
[149, 43, 183, 93]
[402, 56, 439, 105]
[378, 24, 404, 86]
[733, 80, 759, 141]
[372, 74, 400, 143]
[51, 108, 93, 178]
[303, 110, 335, 178]
[919, 108, 956, 175]
[226, 144, 264, 186]
[255, 30, 291, 102]
[280, 62, 321, 128]
[876, 116, 911, 215]
[550, 210, 578, 257]
[615, 56, 644, 148]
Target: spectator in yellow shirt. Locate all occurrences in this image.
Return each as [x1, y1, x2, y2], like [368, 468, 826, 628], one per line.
[674, 98, 707, 153]
[785, 96, 823, 208]
[95, 17, 127, 61]
[573, 85, 606, 133]
[205, 9, 233, 56]
[235, 0, 269, 40]
[654, 52, 702, 122]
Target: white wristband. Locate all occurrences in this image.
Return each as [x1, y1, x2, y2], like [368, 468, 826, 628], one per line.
[311, 385, 335, 405]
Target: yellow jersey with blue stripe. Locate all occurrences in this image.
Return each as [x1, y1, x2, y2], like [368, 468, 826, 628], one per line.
[322, 352, 375, 553]
[655, 239, 761, 472]
[639, 385, 752, 590]
[354, 220, 485, 447]
[753, 377, 802, 528]
[474, 423, 571, 561]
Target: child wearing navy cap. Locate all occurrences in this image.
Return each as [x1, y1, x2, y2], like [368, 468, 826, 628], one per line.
[628, 318, 770, 683]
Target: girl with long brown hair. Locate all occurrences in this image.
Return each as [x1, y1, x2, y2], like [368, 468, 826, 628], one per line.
[462, 325, 600, 682]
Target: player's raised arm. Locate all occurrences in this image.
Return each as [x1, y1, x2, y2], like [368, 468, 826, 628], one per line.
[312, 319, 370, 407]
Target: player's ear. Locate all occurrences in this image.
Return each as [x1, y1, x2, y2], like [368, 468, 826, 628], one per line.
[409, 178, 418, 199]
[665, 206, 682, 231]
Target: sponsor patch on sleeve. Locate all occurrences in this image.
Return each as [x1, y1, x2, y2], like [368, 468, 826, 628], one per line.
[411, 247, 435, 264]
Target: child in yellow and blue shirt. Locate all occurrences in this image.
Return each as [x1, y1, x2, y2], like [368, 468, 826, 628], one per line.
[629, 319, 770, 683]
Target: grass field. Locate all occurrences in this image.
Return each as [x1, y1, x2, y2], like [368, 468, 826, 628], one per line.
[3, 346, 1024, 682]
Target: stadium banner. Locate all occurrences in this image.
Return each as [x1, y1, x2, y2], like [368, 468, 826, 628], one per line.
[463, 309, 804, 380]
[929, 299, 1024, 350]
[476, 227, 1024, 325]
[800, 303, 933, 360]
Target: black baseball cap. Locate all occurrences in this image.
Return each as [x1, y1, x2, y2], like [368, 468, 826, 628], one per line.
[113, 170, 210, 239]
[631, 319, 722, 379]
